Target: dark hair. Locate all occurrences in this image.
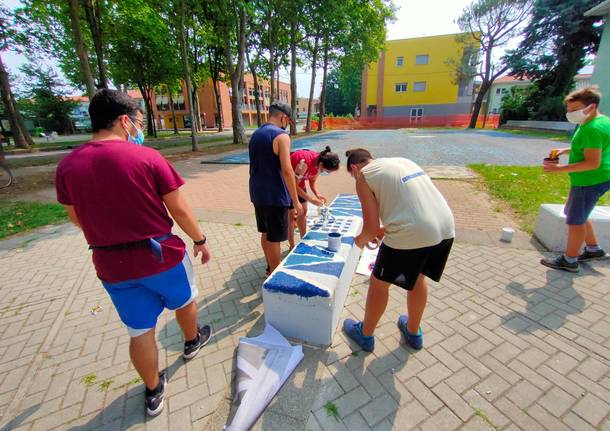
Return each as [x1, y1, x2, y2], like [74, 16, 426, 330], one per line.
[317, 146, 340, 171]
[89, 89, 142, 132]
[345, 148, 373, 171]
[269, 101, 292, 118]
[564, 86, 601, 106]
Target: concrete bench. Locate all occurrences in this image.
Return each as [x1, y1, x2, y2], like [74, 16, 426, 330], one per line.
[262, 194, 363, 347]
[534, 204, 610, 252]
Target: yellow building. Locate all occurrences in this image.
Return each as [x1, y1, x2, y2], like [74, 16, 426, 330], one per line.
[361, 33, 479, 123]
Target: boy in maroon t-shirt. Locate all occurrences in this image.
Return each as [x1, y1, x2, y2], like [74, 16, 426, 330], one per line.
[56, 89, 211, 416]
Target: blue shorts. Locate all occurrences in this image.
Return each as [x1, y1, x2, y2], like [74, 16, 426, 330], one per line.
[564, 180, 610, 225]
[102, 254, 198, 337]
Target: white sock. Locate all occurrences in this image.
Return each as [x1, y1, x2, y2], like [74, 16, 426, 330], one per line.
[586, 244, 602, 252]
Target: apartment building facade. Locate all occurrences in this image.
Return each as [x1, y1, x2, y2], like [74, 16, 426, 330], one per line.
[361, 33, 479, 125]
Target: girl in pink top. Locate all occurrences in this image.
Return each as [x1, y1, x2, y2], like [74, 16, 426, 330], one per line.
[289, 146, 340, 248]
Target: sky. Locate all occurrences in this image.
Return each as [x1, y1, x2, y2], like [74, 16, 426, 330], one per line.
[3, 0, 492, 98]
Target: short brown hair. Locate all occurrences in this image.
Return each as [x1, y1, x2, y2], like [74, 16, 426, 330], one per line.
[345, 148, 373, 171]
[564, 86, 601, 106]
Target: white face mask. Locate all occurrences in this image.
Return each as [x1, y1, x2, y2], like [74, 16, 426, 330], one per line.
[566, 106, 590, 125]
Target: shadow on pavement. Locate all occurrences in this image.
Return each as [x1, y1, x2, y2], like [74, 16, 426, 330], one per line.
[502, 270, 585, 333]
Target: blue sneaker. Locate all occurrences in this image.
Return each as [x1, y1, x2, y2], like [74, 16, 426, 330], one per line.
[343, 319, 375, 352]
[398, 315, 423, 350]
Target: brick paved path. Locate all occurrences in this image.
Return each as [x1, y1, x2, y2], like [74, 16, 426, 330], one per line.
[0, 159, 608, 431]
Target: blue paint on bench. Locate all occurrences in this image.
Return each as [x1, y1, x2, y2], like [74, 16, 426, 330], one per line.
[284, 262, 344, 278]
[284, 253, 333, 266]
[294, 243, 335, 258]
[264, 271, 330, 298]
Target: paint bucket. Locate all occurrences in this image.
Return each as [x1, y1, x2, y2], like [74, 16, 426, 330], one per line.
[328, 232, 342, 252]
[500, 227, 515, 243]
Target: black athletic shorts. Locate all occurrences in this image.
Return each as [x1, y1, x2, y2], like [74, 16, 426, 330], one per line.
[289, 193, 307, 209]
[372, 238, 454, 290]
[254, 205, 289, 242]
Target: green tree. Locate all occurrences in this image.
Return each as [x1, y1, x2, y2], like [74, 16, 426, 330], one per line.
[454, 0, 533, 129]
[499, 85, 534, 123]
[107, 0, 181, 138]
[0, 5, 33, 148]
[204, 0, 249, 145]
[17, 63, 77, 134]
[317, 0, 395, 130]
[17, 0, 101, 94]
[325, 65, 362, 116]
[67, 0, 96, 97]
[506, 0, 602, 120]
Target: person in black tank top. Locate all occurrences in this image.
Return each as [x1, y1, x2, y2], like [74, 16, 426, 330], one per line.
[249, 102, 303, 274]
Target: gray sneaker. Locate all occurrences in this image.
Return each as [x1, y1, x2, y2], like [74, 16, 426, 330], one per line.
[578, 249, 607, 262]
[540, 255, 580, 273]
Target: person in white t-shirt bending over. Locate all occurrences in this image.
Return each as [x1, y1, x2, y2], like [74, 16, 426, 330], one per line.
[343, 149, 455, 352]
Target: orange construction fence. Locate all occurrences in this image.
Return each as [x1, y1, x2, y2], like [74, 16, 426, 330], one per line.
[310, 114, 500, 130]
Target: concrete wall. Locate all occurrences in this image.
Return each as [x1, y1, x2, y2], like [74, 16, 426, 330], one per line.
[592, 14, 610, 114]
[505, 120, 576, 132]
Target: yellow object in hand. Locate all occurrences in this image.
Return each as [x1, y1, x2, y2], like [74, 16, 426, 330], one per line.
[550, 149, 559, 159]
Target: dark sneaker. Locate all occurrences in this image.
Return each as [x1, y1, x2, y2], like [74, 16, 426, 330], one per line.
[540, 255, 580, 273]
[397, 315, 423, 350]
[578, 249, 608, 262]
[145, 371, 167, 417]
[343, 319, 375, 352]
[183, 325, 212, 360]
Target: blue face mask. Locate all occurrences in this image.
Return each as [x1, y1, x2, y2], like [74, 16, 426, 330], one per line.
[319, 171, 329, 177]
[127, 119, 145, 145]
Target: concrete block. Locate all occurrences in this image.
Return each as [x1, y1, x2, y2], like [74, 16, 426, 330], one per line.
[263, 195, 363, 347]
[534, 204, 610, 252]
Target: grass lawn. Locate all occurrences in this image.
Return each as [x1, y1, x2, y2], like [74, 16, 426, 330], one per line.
[0, 200, 67, 239]
[470, 164, 610, 233]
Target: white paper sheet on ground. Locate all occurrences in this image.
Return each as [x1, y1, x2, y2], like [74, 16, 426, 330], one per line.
[356, 247, 379, 276]
[225, 324, 304, 431]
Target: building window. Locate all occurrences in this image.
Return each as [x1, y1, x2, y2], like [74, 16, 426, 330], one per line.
[396, 56, 404, 66]
[410, 108, 423, 120]
[395, 83, 407, 93]
[413, 82, 426, 92]
[415, 55, 429, 65]
[496, 88, 501, 94]
[501, 88, 508, 94]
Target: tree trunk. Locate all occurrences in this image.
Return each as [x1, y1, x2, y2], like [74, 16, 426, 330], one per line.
[67, 0, 96, 98]
[83, 0, 108, 88]
[212, 77, 223, 132]
[192, 86, 202, 132]
[247, 51, 262, 127]
[0, 55, 31, 148]
[289, 22, 298, 136]
[306, 36, 320, 132]
[267, 9, 276, 102]
[317, 43, 329, 132]
[138, 85, 155, 137]
[269, 56, 276, 102]
[168, 89, 179, 134]
[178, 0, 198, 151]
[223, 7, 247, 145]
[276, 68, 280, 101]
[468, 80, 490, 129]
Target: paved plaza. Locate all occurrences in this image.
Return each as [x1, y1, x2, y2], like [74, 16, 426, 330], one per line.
[0, 131, 609, 430]
[203, 130, 559, 166]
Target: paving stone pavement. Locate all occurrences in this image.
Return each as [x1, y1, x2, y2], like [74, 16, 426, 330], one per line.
[0, 157, 609, 431]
